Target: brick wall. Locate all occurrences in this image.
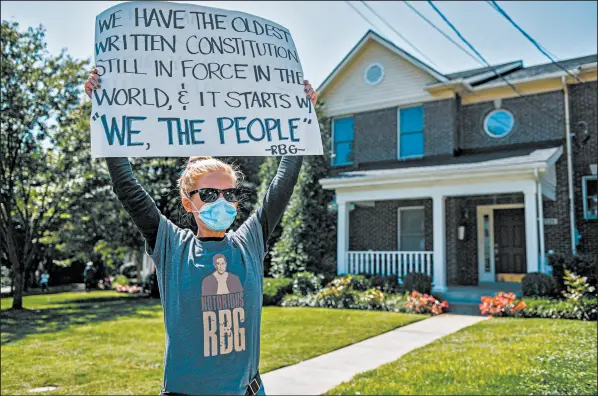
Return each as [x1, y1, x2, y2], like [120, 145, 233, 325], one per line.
[542, 156, 572, 254]
[349, 199, 433, 251]
[569, 81, 598, 255]
[354, 107, 398, 163]
[459, 90, 565, 150]
[424, 99, 457, 156]
[331, 99, 458, 168]
[445, 194, 524, 286]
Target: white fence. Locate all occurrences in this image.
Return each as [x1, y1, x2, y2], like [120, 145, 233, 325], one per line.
[346, 251, 434, 279]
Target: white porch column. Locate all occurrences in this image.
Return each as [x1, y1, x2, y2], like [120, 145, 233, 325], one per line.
[537, 180, 546, 273]
[524, 190, 540, 273]
[432, 195, 447, 292]
[337, 201, 349, 275]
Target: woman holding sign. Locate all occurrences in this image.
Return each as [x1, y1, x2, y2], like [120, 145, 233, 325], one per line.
[85, 70, 317, 396]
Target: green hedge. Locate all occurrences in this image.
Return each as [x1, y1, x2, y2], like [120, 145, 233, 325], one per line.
[517, 297, 597, 321]
[263, 277, 292, 306]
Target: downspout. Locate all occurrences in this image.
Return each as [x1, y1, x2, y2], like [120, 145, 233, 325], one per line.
[534, 168, 546, 273]
[562, 76, 577, 255]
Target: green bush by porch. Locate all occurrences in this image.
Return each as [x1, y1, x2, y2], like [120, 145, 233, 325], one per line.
[1, 291, 424, 395]
[327, 318, 597, 395]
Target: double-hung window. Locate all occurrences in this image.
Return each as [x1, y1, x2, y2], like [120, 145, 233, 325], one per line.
[398, 207, 425, 251]
[582, 175, 597, 220]
[398, 106, 424, 159]
[332, 117, 354, 166]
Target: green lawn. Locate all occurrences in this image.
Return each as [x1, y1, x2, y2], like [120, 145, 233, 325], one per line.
[1, 291, 423, 395]
[327, 317, 598, 395]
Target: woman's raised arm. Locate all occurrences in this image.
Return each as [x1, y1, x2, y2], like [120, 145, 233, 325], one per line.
[86, 69, 161, 251]
[104, 157, 161, 251]
[256, 81, 317, 245]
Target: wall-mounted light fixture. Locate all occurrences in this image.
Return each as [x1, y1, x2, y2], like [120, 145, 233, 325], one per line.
[458, 208, 469, 241]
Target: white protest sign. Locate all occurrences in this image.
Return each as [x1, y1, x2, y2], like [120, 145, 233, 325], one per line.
[91, 1, 322, 158]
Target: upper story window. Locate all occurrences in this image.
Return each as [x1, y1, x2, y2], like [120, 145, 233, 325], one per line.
[582, 175, 597, 220]
[398, 106, 424, 159]
[332, 117, 354, 166]
[484, 109, 515, 138]
[364, 63, 384, 85]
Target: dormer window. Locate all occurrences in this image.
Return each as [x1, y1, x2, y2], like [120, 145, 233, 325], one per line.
[364, 63, 384, 85]
[484, 109, 515, 138]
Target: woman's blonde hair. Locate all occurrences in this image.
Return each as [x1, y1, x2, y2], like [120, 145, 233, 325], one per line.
[178, 156, 242, 200]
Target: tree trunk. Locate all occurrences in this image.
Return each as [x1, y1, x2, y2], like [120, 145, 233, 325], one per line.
[11, 265, 24, 309]
[136, 249, 143, 285]
[4, 216, 25, 310]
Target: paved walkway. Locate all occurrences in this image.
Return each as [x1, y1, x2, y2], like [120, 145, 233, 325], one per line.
[262, 314, 487, 395]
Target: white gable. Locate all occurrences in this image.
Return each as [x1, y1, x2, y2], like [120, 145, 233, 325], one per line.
[320, 39, 453, 117]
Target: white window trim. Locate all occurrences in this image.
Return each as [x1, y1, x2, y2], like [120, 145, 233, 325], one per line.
[397, 105, 424, 160]
[364, 62, 385, 86]
[582, 175, 598, 220]
[331, 115, 354, 167]
[484, 109, 515, 139]
[397, 206, 425, 251]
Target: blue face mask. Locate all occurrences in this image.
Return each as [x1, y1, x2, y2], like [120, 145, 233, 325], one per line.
[193, 197, 237, 231]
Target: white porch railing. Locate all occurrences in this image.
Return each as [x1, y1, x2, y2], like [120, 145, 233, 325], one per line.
[346, 251, 434, 279]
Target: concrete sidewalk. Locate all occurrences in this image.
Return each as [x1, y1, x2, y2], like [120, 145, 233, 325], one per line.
[262, 314, 486, 395]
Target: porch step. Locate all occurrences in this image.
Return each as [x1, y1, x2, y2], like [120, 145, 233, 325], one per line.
[436, 282, 522, 305]
[447, 303, 483, 316]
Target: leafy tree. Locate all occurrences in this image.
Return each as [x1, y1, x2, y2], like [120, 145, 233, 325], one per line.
[270, 105, 337, 278]
[0, 21, 89, 309]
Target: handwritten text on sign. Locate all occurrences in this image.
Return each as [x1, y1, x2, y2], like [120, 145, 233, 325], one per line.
[91, 2, 322, 158]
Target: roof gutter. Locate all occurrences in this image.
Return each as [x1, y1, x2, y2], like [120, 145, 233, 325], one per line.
[320, 162, 553, 190]
[426, 61, 522, 93]
[469, 62, 597, 92]
[426, 79, 473, 94]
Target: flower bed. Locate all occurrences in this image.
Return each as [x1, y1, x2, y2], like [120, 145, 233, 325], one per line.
[114, 284, 142, 294]
[406, 291, 449, 315]
[479, 292, 527, 317]
[281, 274, 448, 315]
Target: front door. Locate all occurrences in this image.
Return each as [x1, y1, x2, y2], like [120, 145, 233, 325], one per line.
[494, 208, 526, 282]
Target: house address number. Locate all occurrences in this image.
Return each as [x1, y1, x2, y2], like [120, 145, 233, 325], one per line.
[544, 218, 558, 225]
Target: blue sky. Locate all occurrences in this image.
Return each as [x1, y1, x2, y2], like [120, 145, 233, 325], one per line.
[2, 1, 596, 87]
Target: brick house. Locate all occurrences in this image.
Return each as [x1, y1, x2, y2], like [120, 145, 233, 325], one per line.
[318, 31, 597, 298]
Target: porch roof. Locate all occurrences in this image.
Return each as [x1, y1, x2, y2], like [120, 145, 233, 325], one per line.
[320, 146, 562, 191]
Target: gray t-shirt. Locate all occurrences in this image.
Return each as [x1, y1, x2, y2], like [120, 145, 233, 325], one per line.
[105, 156, 303, 395]
[150, 213, 266, 395]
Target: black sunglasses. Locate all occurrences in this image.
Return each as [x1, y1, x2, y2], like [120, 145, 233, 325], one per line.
[188, 188, 241, 203]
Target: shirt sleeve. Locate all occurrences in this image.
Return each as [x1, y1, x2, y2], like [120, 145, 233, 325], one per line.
[105, 157, 161, 253]
[256, 156, 303, 249]
[149, 214, 180, 273]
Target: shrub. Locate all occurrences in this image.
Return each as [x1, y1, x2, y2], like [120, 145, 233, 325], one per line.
[281, 287, 412, 313]
[347, 274, 371, 291]
[517, 297, 597, 321]
[354, 288, 386, 310]
[292, 272, 323, 296]
[315, 284, 357, 309]
[562, 270, 596, 302]
[281, 293, 318, 308]
[113, 274, 129, 286]
[281, 274, 444, 314]
[405, 291, 449, 315]
[479, 292, 526, 317]
[403, 272, 432, 295]
[263, 277, 292, 306]
[549, 254, 596, 293]
[521, 272, 556, 297]
[364, 274, 402, 293]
